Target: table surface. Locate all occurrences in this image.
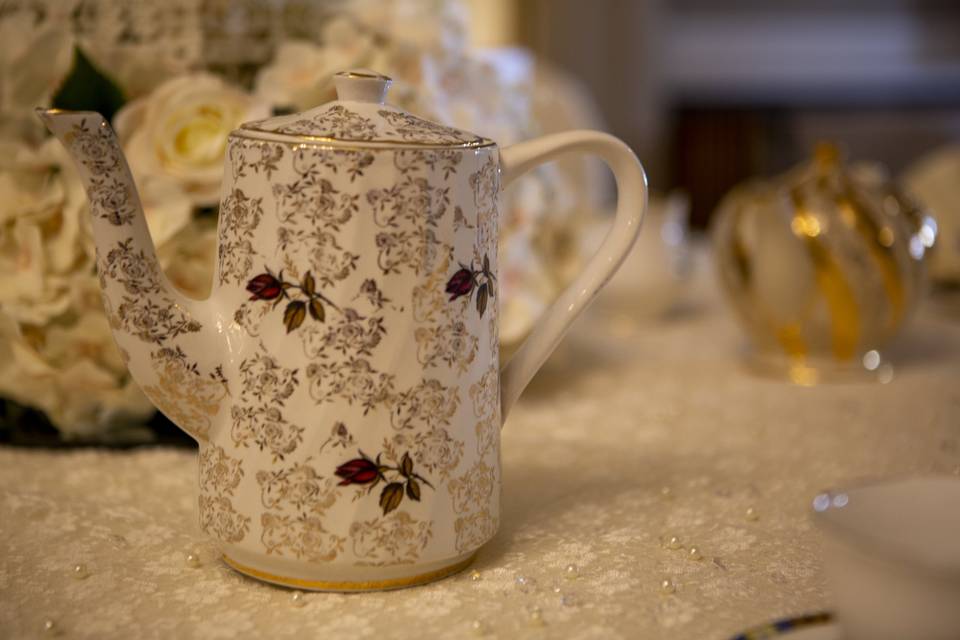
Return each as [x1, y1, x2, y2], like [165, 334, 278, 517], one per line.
[2, 250, 958, 640]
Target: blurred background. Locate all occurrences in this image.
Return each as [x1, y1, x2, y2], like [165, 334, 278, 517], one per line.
[504, 0, 960, 227]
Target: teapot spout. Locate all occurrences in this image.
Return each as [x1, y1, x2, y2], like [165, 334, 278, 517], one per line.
[36, 108, 224, 442]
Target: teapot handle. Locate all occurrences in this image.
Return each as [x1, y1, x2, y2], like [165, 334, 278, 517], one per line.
[498, 130, 648, 425]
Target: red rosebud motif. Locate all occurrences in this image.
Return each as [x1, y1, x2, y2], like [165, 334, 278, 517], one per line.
[445, 268, 475, 300]
[335, 458, 380, 485]
[246, 273, 283, 300]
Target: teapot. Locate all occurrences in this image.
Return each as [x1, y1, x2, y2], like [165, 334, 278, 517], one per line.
[38, 70, 646, 591]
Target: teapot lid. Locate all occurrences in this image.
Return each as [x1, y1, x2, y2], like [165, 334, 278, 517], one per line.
[240, 70, 494, 149]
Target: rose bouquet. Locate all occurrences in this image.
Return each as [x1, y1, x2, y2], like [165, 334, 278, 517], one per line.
[0, 0, 596, 442]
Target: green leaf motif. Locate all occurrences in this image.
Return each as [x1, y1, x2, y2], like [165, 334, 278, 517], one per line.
[476, 282, 488, 317]
[308, 298, 325, 322]
[406, 478, 421, 501]
[400, 452, 413, 477]
[302, 271, 315, 296]
[52, 47, 126, 123]
[379, 482, 405, 515]
[283, 300, 307, 333]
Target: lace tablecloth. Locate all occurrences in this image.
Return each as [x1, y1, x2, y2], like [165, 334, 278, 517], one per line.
[2, 253, 959, 640]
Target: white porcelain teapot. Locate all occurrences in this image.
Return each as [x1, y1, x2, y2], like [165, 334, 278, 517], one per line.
[38, 70, 646, 591]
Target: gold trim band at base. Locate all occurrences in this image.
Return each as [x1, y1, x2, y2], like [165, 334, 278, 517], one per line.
[222, 553, 476, 592]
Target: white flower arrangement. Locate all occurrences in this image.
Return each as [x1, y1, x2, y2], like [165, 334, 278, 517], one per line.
[0, 1, 592, 441]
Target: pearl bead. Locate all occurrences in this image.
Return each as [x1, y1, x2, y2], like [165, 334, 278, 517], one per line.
[185, 552, 201, 568]
[661, 535, 683, 550]
[660, 578, 676, 595]
[660, 486, 673, 499]
[43, 619, 58, 635]
[564, 563, 580, 579]
[745, 507, 759, 521]
[528, 606, 545, 626]
[514, 575, 537, 593]
[72, 563, 90, 580]
[470, 619, 489, 636]
[469, 569, 482, 582]
[688, 547, 703, 561]
[291, 590, 306, 607]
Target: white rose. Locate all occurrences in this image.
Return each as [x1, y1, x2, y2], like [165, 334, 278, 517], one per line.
[0, 126, 192, 439]
[255, 21, 375, 112]
[114, 73, 269, 207]
[0, 14, 74, 144]
[0, 137, 87, 325]
[158, 216, 219, 300]
[0, 308, 155, 440]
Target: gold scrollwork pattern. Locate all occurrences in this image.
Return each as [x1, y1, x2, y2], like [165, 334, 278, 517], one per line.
[231, 352, 305, 461]
[448, 460, 496, 515]
[271, 104, 379, 139]
[63, 118, 134, 226]
[261, 513, 346, 562]
[244, 104, 489, 146]
[199, 444, 251, 544]
[218, 188, 264, 285]
[229, 137, 284, 180]
[390, 379, 460, 431]
[454, 508, 497, 555]
[142, 347, 228, 442]
[275, 146, 360, 231]
[257, 456, 346, 563]
[412, 255, 479, 373]
[368, 151, 456, 275]
[306, 357, 395, 414]
[98, 239, 202, 344]
[349, 511, 433, 566]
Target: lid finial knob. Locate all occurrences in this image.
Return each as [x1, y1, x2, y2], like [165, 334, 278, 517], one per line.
[333, 70, 392, 105]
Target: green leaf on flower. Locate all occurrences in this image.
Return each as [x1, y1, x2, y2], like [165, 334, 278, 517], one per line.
[308, 298, 325, 322]
[379, 482, 405, 515]
[283, 300, 306, 333]
[406, 478, 421, 501]
[476, 282, 488, 317]
[302, 271, 315, 296]
[400, 452, 413, 477]
[52, 47, 126, 123]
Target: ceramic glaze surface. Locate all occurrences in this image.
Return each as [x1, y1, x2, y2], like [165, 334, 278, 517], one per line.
[37, 70, 647, 589]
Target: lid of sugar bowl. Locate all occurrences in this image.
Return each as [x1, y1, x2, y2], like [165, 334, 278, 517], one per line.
[239, 69, 494, 148]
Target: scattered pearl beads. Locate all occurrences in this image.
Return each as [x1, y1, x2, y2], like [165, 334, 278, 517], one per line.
[291, 591, 306, 607]
[564, 563, 580, 579]
[43, 619, 58, 635]
[469, 569, 482, 582]
[185, 552, 201, 568]
[745, 507, 759, 521]
[660, 578, 676, 595]
[688, 547, 703, 561]
[660, 486, 673, 500]
[72, 563, 89, 580]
